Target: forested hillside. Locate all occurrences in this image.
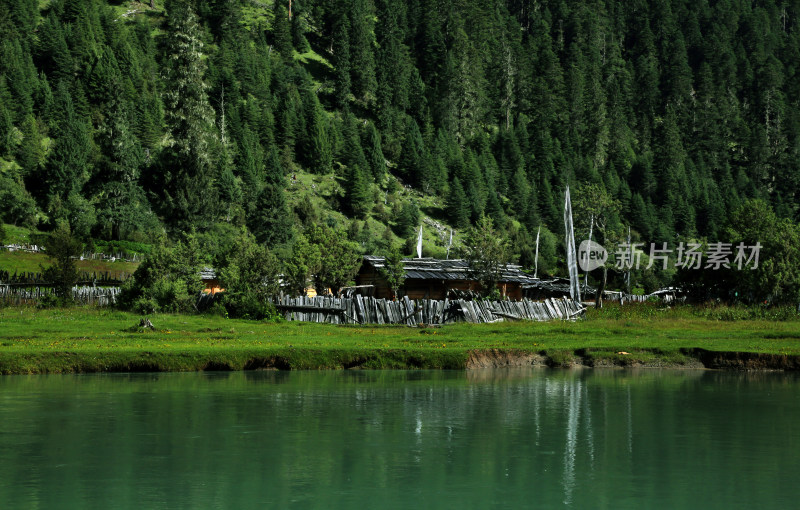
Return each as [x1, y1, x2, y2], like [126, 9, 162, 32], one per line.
[1, 0, 799, 288]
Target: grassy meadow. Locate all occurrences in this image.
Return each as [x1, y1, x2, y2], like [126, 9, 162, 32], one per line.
[1, 223, 142, 275]
[0, 249, 139, 276]
[1, 304, 799, 374]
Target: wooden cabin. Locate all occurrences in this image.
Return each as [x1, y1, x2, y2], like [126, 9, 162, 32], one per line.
[356, 256, 538, 300]
[200, 267, 224, 295]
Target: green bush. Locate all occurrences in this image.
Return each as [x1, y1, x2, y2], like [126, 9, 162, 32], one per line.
[219, 294, 281, 321]
[118, 236, 206, 314]
[214, 230, 283, 320]
[0, 177, 38, 228]
[41, 225, 82, 302]
[132, 296, 158, 315]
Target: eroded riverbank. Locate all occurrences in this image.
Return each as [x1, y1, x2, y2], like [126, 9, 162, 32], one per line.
[2, 347, 800, 374]
[3, 307, 800, 374]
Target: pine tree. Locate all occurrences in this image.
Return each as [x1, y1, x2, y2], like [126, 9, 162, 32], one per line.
[341, 112, 368, 171]
[0, 102, 13, 157]
[301, 87, 332, 174]
[160, 0, 219, 228]
[364, 122, 386, 182]
[1, 39, 36, 120]
[95, 93, 150, 240]
[344, 163, 371, 218]
[332, 11, 352, 108]
[86, 46, 123, 104]
[236, 125, 266, 205]
[16, 114, 43, 178]
[399, 117, 424, 186]
[375, 0, 410, 114]
[264, 143, 284, 186]
[394, 201, 419, 238]
[272, 1, 293, 61]
[249, 183, 293, 246]
[349, 0, 377, 102]
[446, 177, 470, 228]
[42, 80, 91, 202]
[509, 167, 530, 220]
[35, 14, 74, 83]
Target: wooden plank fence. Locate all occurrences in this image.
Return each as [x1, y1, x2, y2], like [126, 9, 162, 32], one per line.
[275, 296, 585, 325]
[0, 270, 129, 287]
[0, 285, 121, 306]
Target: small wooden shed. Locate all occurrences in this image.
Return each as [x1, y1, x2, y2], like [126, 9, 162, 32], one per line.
[356, 256, 538, 300]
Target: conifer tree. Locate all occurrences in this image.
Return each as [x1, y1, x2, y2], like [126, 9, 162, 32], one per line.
[95, 93, 150, 240]
[272, 1, 293, 61]
[236, 125, 266, 204]
[42, 80, 91, 202]
[264, 143, 284, 185]
[249, 183, 293, 246]
[16, 114, 43, 178]
[0, 103, 12, 157]
[374, 0, 410, 145]
[332, 12, 352, 108]
[341, 112, 368, 172]
[160, 0, 219, 228]
[349, 0, 377, 102]
[35, 14, 74, 83]
[399, 117, 424, 186]
[344, 163, 371, 218]
[510, 168, 530, 220]
[446, 177, 470, 229]
[364, 122, 386, 182]
[301, 87, 332, 174]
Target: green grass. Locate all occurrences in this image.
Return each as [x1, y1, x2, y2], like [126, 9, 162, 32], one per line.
[1, 224, 142, 275]
[1, 305, 799, 374]
[0, 249, 139, 276]
[2, 223, 42, 245]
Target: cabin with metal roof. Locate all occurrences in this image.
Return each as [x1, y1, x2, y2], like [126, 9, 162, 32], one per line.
[356, 256, 539, 300]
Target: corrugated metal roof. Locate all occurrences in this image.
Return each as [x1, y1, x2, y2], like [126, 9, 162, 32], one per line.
[363, 256, 538, 284]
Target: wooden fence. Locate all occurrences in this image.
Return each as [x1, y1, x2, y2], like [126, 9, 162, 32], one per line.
[275, 295, 585, 325]
[0, 270, 129, 287]
[0, 285, 121, 306]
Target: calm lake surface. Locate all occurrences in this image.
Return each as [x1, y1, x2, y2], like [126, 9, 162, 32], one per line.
[0, 369, 798, 509]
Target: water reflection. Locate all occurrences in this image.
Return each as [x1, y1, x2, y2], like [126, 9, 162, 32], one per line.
[0, 369, 798, 509]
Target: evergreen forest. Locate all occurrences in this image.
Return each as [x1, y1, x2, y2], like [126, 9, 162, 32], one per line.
[1, 0, 800, 305]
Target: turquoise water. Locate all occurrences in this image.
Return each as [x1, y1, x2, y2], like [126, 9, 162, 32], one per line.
[0, 369, 798, 509]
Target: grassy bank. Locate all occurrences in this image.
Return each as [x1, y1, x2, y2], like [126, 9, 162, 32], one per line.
[1, 305, 799, 374]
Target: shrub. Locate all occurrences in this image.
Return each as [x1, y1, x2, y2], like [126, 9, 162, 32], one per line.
[118, 236, 205, 314]
[215, 230, 283, 319]
[41, 224, 82, 303]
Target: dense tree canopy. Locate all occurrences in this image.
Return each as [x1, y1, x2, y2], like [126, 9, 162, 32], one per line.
[2, 0, 800, 300]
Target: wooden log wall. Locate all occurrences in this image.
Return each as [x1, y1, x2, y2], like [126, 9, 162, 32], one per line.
[275, 296, 585, 325]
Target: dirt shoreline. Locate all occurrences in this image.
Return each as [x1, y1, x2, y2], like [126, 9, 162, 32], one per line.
[464, 348, 800, 371]
[3, 348, 800, 375]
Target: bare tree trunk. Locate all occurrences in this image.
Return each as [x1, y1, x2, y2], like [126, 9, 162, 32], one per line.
[150, 0, 155, 9]
[288, 0, 292, 20]
[595, 267, 607, 309]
